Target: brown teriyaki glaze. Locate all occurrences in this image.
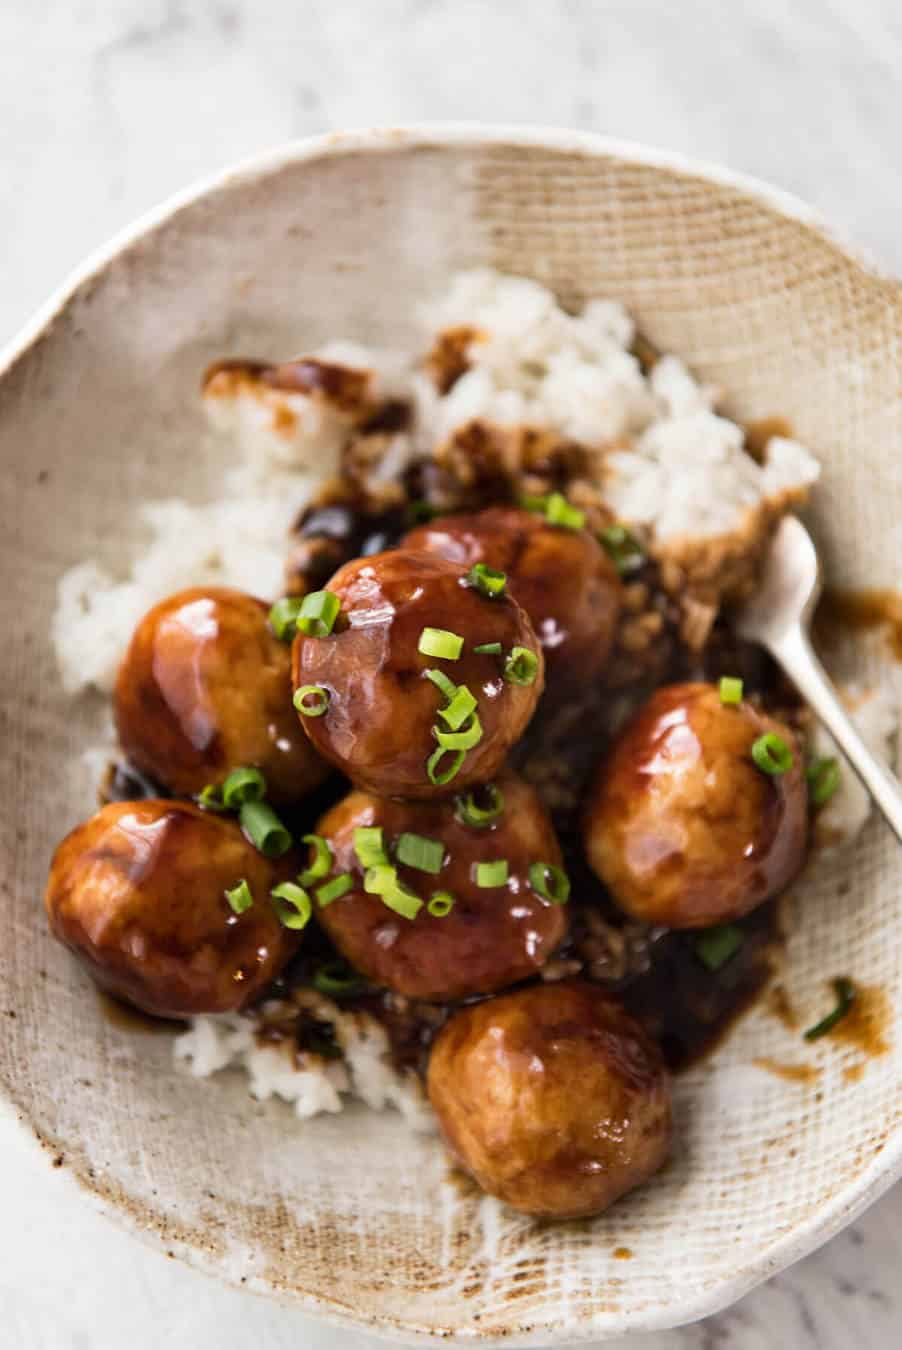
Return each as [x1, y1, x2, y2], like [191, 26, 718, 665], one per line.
[427, 981, 671, 1219]
[45, 800, 302, 1017]
[313, 773, 567, 1001]
[292, 548, 544, 798]
[403, 505, 622, 694]
[114, 586, 328, 806]
[583, 682, 808, 929]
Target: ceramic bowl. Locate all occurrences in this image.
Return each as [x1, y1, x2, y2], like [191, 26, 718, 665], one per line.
[1, 126, 900, 1345]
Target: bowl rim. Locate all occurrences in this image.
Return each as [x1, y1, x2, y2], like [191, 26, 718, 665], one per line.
[3, 123, 900, 1345]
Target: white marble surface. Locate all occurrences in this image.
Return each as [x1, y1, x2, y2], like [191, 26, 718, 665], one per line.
[2, 1, 901, 1346]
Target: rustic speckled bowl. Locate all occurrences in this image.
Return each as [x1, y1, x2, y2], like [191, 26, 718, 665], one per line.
[1, 126, 900, 1345]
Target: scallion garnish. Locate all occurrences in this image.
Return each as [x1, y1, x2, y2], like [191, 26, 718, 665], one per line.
[268, 595, 305, 641]
[406, 500, 439, 525]
[354, 826, 388, 869]
[271, 881, 312, 930]
[528, 861, 571, 905]
[197, 783, 227, 812]
[296, 589, 340, 638]
[418, 627, 464, 660]
[427, 891, 455, 917]
[221, 765, 267, 809]
[224, 879, 254, 914]
[364, 864, 423, 919]
[473, 641, 503, 655]
[424, 668, 458, 702]
[396, 832, 445, 875]
[455, 784, 505, 828]
[804, 976, 856, 1041]
[437, 684, 477, 731]
[751, 732, 793, 775]
[426, 745, 466, 786]
[299, 833, 333, 885]
[694, 925, 743, 971]
[466, 563, 507, 599]
[294, 684, 330, 717]
[503, 646, 538, 686]
[519, 492, 549, 513]
[434, 712, 483, 751]
[474, 859, 509, 888]
[316, 873, 353, 907]
[806, 756, 841, 807]
[599, 523, 644, 575]
[718, 676, 744, 705]
[239, 800, 293, 857]
[312, 960, 365, 997]
[545, 491, 586, 530]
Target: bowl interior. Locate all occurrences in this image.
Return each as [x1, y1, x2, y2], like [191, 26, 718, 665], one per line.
[1, 131, 900, 1344]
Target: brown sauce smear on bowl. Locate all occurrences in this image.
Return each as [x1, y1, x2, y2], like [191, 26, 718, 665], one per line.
[817, 588, 902, 661]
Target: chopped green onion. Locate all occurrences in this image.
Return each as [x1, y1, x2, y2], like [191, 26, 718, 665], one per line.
[424, 668, 458, 702]
[418, 627, 463, 660]
[804, 976, 856, 1041]
[455, 784, 505, 828]
[466, 563, 507, 599]
[427, 891, 455, 917]
[224, 879, 253, 914]
[426, 745, 466, 786]
[545, 491, 586, 531]
[434, 712, 483, 751]
[528, 861, 571, 905]
[312, 960, 365, 997]
[503, 646, 539, 686]
[316, 873, 353, 907]
[599, 523, 644, 575]
[239, 800, 293, 857]
[406, 500, 439, 525]
[694, 925, 743, 972]
[270, 881, 312, 930]
[474, 859, 509, 888]
[299, 833, 333, 885]
[751, 732, 794, 775]
[294, 684, 330, 717]
[396, 832, 445, 875]
[806, 756, 841, 807]
[296, 589, 340, 638]
[364, 865, 423, 919]
[268, 595, 305, 641]
[473, 641, 503, 655]
[353, 826, 388, 869]
[437, 684, 478, 730]
[221, 765, 266, 809]
[519, 493, 549, 513]
[197, 783, 227, 812]
[718, 676, 744, 705]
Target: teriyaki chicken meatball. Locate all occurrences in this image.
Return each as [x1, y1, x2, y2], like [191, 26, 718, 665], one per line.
[403, 505, 622, 689]
[312, 773, 568, 1000]
[45, 800, 302, 1017]
[584, 681, 808, 928]
[427, 982, 671, 1218]
[115, 586, 327, 806]
[292, 549, 544, 798]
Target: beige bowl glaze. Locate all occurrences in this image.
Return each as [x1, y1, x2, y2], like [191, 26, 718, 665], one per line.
[1, 126, 900, 1345]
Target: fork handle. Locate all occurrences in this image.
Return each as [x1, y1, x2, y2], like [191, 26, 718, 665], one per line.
[770, 624, 902, 844]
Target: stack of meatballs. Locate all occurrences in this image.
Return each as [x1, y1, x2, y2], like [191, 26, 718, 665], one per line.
[46, 498, 808, 1220]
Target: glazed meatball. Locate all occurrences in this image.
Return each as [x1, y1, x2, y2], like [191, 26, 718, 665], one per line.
[584, 682, 808, 928]
[404, 506, 622, 689]
[292, 549, 543, 798]
[45, 800, 301, 1017]
[114, 586, 328, 807]
[427, 982, 671, 1218]
[313, 773, 567, 1000]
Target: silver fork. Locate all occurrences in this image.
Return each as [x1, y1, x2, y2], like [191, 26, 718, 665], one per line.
[736, 516, 902, 844]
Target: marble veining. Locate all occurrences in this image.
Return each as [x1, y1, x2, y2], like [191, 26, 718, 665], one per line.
[1, 1, 901, 1347]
